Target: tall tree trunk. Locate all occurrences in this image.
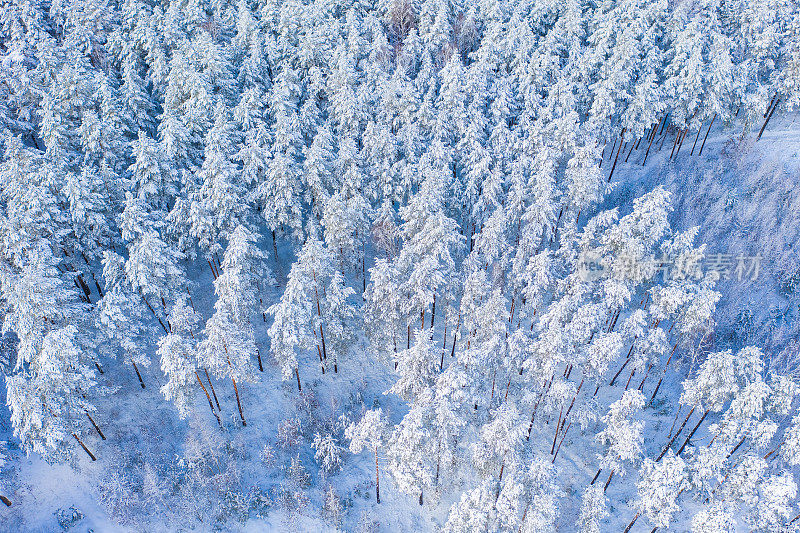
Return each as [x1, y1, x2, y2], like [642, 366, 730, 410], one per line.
[295, 367, 302, 391]
[757, 99, 779, 140]
[650, 342, 678, 405]
[272, 230, 279, 270]
[86, 413, 105, 440]
[256, 346, 264, 372]
[607, 129, 626, 182]
[623, 513, 640, 533]
[624, 139, 636, 162]
[205, 369, 222, 411]
[440, 322, 447, 371]
[132, 362, 145, 389]
[690, 124, 703, 155]
[551, 407, 563, 454]
[676, 409, 710, 456]
[552, 421, 571, 463]
[73, 433, 96, 461]
[196, 371, 222, 426]
[698, 113, 716, 155]
[657, 406, 696, 461]
[375, 447, 381, 504]
[430, 293, 436, 329]
[675, 127, 689, 156]
[603, 470, 614, 492]
[231, 378, 247, 426]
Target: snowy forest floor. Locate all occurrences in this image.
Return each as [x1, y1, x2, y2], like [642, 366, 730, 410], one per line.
[1, 113, 799, 533]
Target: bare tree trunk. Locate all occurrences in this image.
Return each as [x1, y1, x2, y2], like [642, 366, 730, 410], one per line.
[623, 513, 640, 533]
[256, 346, 264, 372]
[758, 99, 779, 140]
[551, 407, 563, 454]
[650, 342, 678, 404]
[698, 113, 716, 155]
[657, 406, 696, 461]
[675, 127, 689, 156]
[295, 367, 302, 391]
[375, 447, 381, 504]
[430, 293, 436, 329]
[440, 322, 447, 371]
[196, 371, 222, 426]
[552, 421, 571, 463]
[132, 362, 145, 389]
[86, 413, 106, 440]
[271, 230, 279, 269]
[690, 124, 703, 155]
[607, 129, 626, 182]
[643, 116, 665, 165]
[603, 470, 614, 492]
[528, 377, 553, 440]
[73, 433, 96, 461]
[624, 139, 636, 162]
[231, 378, 247, 426]
[0, 495, 10, 507]
[205, 369, 222, 411]
[676, 409, 710, 456]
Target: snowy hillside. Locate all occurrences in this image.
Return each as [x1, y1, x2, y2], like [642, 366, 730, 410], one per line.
[0, 0, 800, 532]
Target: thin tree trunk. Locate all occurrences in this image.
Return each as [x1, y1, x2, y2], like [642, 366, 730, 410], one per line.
[690, 124, 703, 155]
[675, 127, 689, 156]
[591, 468, 602, 485]
[440, 322, 447, 371]
[603, 470, 614, 492]
[528, 377, 553, 440]
[132, 362, 145, 389]
[560, 379, 583, 434]
[551, 407, 563, 454]
[609, 347, 634, 386]
[552, 421, 571, 463]
[295, 367, 302, 391]
[657, 406, 696, 461]
[650, 342, 678, 404]
[643, 116, 665, 165]
[669, 128, 681, 159]
[86, 413, 105, 440]
[430, 293, 436, 329]
[256, 346, 264, 372]
[623, 513, 640, 533]
[676, 409, 710, 456]
[624, 139, 636, 162]
[765, 95, 776, 117]
[320, 324, 329, 371]
[196, 371, 222, 426]
[271, 230, 279, 269]
[758, 99, 779, 140]
[231, 378, 246, 426]
[375, 447, 381, 504]
[73, 433, 96, 461]
[624, 369, 635, 390]
[205, 369, 222, 411]
[607, 129, 626, 182]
